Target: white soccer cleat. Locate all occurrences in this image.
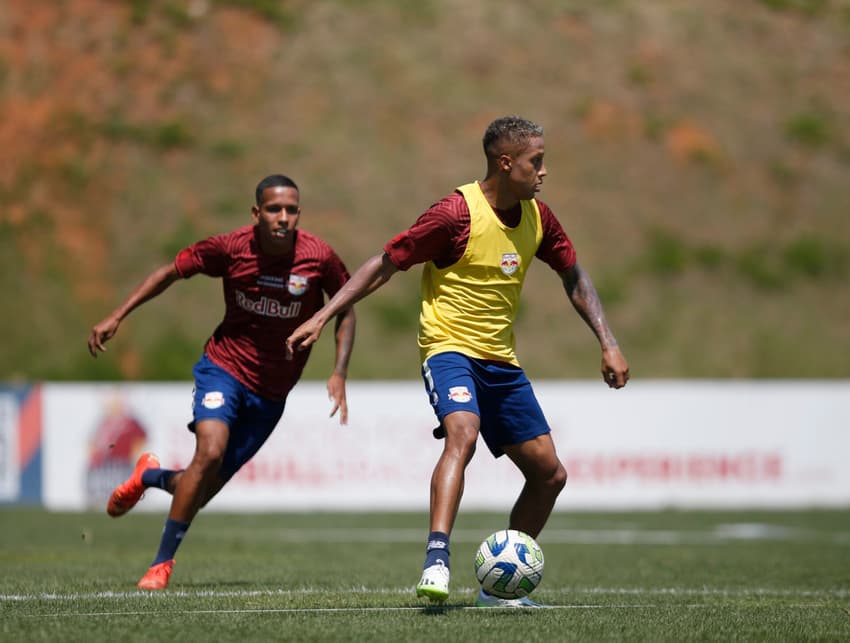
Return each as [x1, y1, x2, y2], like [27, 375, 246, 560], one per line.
[415, 561, 450, 603]
[475, 588, 545, 608]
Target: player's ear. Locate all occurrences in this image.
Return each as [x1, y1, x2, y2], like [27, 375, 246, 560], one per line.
[499, 154, 512, 172]
[251, 204, 260, 221]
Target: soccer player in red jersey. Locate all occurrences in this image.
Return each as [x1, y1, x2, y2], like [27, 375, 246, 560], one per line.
[88, 174, 355, 590]
[287, 116, 629, 607]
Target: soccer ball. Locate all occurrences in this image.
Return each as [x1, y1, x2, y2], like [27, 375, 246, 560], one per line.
[473, 529, 544, 599]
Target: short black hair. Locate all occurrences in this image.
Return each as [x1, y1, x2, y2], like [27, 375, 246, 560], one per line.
[255, 174, 299, 205]
[482, 116, 544, 159]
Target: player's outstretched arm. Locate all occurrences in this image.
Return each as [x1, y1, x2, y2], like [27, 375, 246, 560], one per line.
[286, 252, 397, 358]
[87, 262, 181, 357]
[558, 263, 630, 388]
[327, 305, 356, 425]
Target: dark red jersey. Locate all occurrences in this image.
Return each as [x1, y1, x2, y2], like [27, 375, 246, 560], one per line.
[175, 226, 350, 400]
[384, 191, 576, 272]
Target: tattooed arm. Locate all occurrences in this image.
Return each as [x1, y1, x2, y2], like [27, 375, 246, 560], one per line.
[559, 262, 630, 388]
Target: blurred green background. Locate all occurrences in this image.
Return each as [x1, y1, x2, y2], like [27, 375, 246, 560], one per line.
[1, 0, 848, 383]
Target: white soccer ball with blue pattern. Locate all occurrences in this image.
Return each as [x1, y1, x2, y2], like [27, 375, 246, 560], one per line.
[474, 529, 544, 599]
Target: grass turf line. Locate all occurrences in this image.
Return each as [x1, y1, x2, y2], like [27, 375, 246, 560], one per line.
[1, 508, 848, 642]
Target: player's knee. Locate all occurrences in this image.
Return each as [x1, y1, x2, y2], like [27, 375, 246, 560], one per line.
[193, 442, 226, 472]
[552, 463, 568, 492]
[193, 420, 229, 470]
[530, 462, 567, 495]
[444, 420, 478, 444]
[445, 437, 477, 464]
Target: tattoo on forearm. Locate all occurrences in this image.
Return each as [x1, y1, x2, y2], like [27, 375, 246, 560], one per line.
[564, 266, 618, 349]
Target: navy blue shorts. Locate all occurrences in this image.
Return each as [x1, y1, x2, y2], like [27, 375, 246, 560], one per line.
[421, 351, 550, 457]
[189, 353, 286, 481]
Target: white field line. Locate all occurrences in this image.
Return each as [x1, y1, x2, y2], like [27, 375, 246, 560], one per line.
[12, 605, 659, 617]
[2, 586, 848, 603]
[7, 601, 847, 619]
[192, 525, 850, 546]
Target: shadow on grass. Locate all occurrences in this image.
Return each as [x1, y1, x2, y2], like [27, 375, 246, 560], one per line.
[420, 603, 543, 615]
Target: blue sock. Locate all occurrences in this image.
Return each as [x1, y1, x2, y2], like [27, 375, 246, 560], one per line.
[152, 518, 190, 565]
[424, 531, 450, 569]
[141, 468, 178, 491]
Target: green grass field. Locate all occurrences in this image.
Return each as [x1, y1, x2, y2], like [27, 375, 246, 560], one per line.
[2, 508, 848, 642]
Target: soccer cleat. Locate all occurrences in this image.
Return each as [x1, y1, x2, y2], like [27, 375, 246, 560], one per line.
[137, 559, 174, 590]
[416, 561, 450, 603]
[475, 588, 545, 608]
[107, 452, 160, 517]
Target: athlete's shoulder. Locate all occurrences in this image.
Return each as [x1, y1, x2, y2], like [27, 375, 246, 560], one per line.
[532, 199, 562, 226]
[226, 225, 259, 254]
[183, 225, 253, 256]
[176, 225, 255, 277]
[294, 229, 342, 260]
[532, 198, 576, 269]
[295, 229, 332, 249]
[294, 228, 323, 243]
[421, 191, 469, 223]
[532, 197, 552, 214]
[443, 190, 469, 208]
[209, 225, 255, 248]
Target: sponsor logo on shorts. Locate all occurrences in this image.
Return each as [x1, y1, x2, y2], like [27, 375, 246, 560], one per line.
[500, 253, 520, 275]
[287, 274, 308, 296]
[202, 391, 225, 409]
[448, 386, 472, 403]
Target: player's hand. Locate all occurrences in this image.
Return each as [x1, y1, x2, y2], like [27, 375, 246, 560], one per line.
[88, 317, 121, 357]
[326, 372, 348, 425]
[601, 346, 629, 389]
[285, 317, 324, 360]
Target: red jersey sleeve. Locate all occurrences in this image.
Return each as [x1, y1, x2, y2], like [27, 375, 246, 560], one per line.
[320, 247, 351, 297]
[383, 193, 470, 270]
[535, 200, 577, 272]
[174, 234, 230, 278]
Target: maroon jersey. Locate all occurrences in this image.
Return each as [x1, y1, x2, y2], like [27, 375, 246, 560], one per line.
[175, 226, 350, 400]
[384, 191, 576, 271]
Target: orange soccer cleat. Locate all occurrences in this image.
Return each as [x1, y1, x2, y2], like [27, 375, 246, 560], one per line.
[137, 559, 175, 590]
[106, 452, 160, 517]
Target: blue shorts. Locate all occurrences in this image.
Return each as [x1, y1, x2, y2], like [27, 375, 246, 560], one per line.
[421, 351, 550, 458]
[189, 353, 286, 481]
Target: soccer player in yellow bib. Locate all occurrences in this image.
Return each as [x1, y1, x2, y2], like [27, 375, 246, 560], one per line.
[287, 116, 629, 607]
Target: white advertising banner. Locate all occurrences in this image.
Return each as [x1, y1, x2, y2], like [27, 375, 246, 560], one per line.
[0, 392, 20, 501]
[41, 380, 850, 511]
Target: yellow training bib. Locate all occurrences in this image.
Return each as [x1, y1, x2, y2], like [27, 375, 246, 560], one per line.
[418, 182, 543, 365]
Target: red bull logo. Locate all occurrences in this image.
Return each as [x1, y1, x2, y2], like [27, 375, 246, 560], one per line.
[500, 253, 520, 276]
[235, 289, 302, 318]
[448, 386, 472, 403]
[202, 391, 225, 410]
[287, 274, 308, 296]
